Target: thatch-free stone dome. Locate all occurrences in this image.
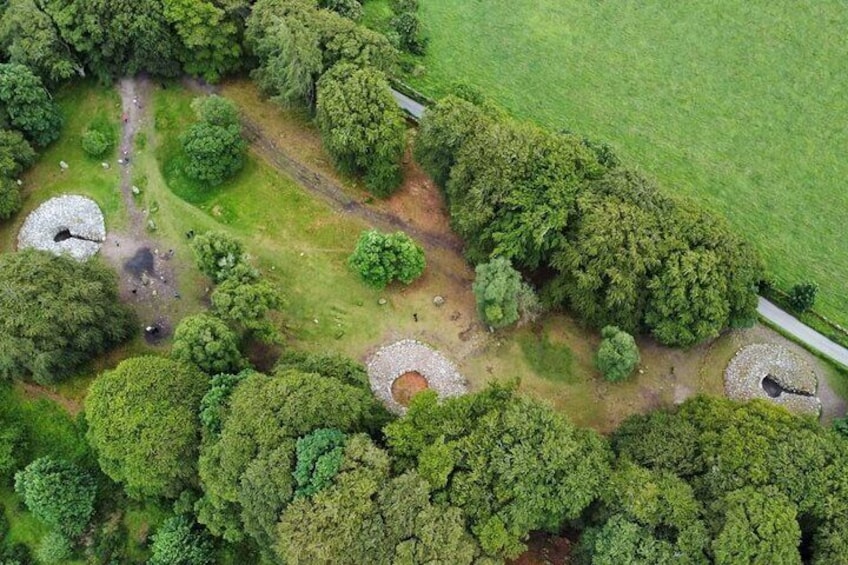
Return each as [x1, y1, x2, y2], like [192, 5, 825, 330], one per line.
[18, 195, 106, 261]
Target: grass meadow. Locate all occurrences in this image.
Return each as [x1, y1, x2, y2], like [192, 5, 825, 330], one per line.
[373, 0, 848, 329]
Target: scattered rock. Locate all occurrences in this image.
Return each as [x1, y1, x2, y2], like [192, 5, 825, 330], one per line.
[59, 160, 69, 170]
[147, 219, 157, 231]
[433, 295, 445, 307]
[101, 162, 110, 169]
[131, 185, 140, 195]
[378, 298, 387, 306]
[313, 318, 319, 324]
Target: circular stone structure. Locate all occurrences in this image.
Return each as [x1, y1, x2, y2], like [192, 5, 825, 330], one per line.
[367, 339, 467, 414]
[17, 195, 105, 261]
[724, 343, 821, 417]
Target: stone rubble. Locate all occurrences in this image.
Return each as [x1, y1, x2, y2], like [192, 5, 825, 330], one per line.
[367, 339, 468, 414]
[17, 195, 106, 262]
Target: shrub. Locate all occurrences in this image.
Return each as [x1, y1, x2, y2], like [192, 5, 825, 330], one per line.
[181, 96, 246, 186]
[390, 12, 427, 55]
[171, 314, 243, 375]
[348, 230, 425, 289]
[391, 0, 418, 12]
[190, 231, 257, 284]
[211, 278, 282, 341]
[473, 257, 538, 329]
[14, 457, 96, 537]
[0, 176, 22, 220]
[789, 281, 818, 312]
[319, 0, 362, 20]
[81, 129, 111, 157]
[35, 531, 73, 564]
[148, 515, 215, 565]
[595, 326, 640, 382]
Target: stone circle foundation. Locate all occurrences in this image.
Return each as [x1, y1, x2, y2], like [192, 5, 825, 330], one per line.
[17, 195, 105, 261]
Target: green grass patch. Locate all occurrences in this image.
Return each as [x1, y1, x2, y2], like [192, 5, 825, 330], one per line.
[517, 326, 576, 383]
[404, 0, 848, 329]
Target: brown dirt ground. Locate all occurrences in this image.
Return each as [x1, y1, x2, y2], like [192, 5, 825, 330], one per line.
[391, 371, 430, 406]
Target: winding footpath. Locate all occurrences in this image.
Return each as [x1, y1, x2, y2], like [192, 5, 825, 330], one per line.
[392, 88, 848, 370]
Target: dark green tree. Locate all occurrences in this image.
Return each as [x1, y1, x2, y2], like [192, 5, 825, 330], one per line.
[211, 278, 282, 341]
[789, 281, 818, 312]
[320, 0, 362, 20]
[190, 231, 256, 283]
[148, 515, 215, 565]
[85, 356, 209, 499]
[390, 11, 427, 54]
[316, 63, 406, 196]
[81, 129, 112, 157]
[198, 370, 252, 438]
[292, 428, 346, 498]
[0, 128, 36, 178]
[163, 0, 242, 82]
[595, 326, 640, 382]
[14, 456, 96, 537]
[181, 96, 246, 185]
[0, 63, 62, 147]
[472, 257, 537, 329]
[0, 177, 23, 221]
[0, 0, 83, 84]
[348, 229, 426, 289]
[35, 531, 73, 564]
[171, 314, 243, 375]
[274, 350, 370, 390]
[0, 250, 135, 384]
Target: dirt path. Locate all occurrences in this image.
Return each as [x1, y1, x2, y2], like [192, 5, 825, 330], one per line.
[98, 77, 180, 341]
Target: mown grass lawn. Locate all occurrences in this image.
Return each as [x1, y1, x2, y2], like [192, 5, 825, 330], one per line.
[389, 0, 848, 329]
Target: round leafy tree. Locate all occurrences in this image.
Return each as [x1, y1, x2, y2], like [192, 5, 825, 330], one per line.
[171, 314, 243, 375]
[293, 428, 346, 498]
[35, 531, 73, 564]
[595, 326, 640, 382]
[0, 63, 62, 147]
[181, 95, 245, 186]
[0, 128, 36, 178]
[211, 278, 282, 340]
[190, 231, 256, 284]
[0, 249, 135, 384]
[316, 64, 405, 197]
[472, 257, 538, 329]
[149, 515, 215, 565]
[85, 356, 209, 499]
[0, 177, 22, 221]
[348, 230, 425, 289]
[14, 456, 96, 537]
[81, 129, 111, 157]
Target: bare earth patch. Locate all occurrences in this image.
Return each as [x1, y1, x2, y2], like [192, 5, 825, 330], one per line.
[367, 339, 467, 414]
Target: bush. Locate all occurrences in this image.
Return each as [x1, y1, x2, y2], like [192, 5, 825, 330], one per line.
[595, 326, 640, 382]
[0, 176, 22, 221]
[789, 281, 818, 312]
[348, 230, 425, 289]
[14, 457, 97, 537]
[171, 314, 243, 375]
[472, 257, 538, 329]
[390, 0, 418, 11]
[81, 129, 112, 157]
[199, 370, 252, 437]
[149, 515, 215, 565]
[181, 96, 246, 186]
[390, 12, 427, 55]
[0, 249, 135, 383]
[319, 0, 362, 20]
[190, 231, 257, 284]
[35, 531, 73, 564]
[293, 428, 346, 498]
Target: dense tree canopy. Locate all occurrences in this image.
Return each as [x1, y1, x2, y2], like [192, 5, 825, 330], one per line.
[0, 250, 135, 384]
[181, 95, 246, 185]
[316, 63, 405, 195]
[0, 129, 36, 178]
[595, 326, 640, 382]
[14, 456, 96, 537]
[163, 0, 242, 82]
[171, 314, 244, 375]
[472, 257, 537, 329]
[191, 231, 256, 284]
[348, 229, 426, 289]
[0, 63, 62, 147]
[148, 515, 215, 565]
[211, 278, 281, 340]
[86, 356, 209, 499]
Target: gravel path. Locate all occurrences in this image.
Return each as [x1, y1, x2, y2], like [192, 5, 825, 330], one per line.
[17, 195, 105, 261]
[725, 343, 821, 417]
[367, 339, 467, 414]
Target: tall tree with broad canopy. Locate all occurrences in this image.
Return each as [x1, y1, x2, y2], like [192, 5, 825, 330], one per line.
[0, 63, 62, 147]
[190, 231, 257, 284]
[0, 250, 135, 384]
[171, 314, 244, 375]
[316, 63, 406, 196]
[85, 356, 209, 499]
[472, 256, 537, 329]
[595, 326, 640, 382]
[348, 229, 426, 289]
[181, 95, 246, 186]
[163, 0, 242, 82]
[386, 383, 612, 558]
[148, 515, 215, 565]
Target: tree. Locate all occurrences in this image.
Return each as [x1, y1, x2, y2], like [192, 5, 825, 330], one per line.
[386, 385, 611, 558]
[163, 0, 242, 82]
[348, 230, 426, 289]
[197, 370, 384, 543]
[190, 231, 256, 283]
[274, 350, 370, 390]
[0, 128, 36, 177]
[0, 249, 135, 384]
[81, 129, 112, 157]
[181, 95, 245, 186]
[85, 356, 209, 498]
[211, 278, 282, 340]
[0, 405, 24, 481]
[711, 487, 801, 565]
[595, 326, 640, 382]
[789, 281, 818, 312]
[171, 314, 243, 375]
[316, 63, 406, 196]
[413, 94, 493, 188]
[35, 531, 73, 564]
[0, 63, 62, 147]
[14, 456, 96, 537]
[148, 515, 215, 565]
[0, 0, 82, 84]
[198, 370, 252, 438]
[320, 0, 362, 21]
[472, 257, 537, 328]
[390, 11, 427, 54]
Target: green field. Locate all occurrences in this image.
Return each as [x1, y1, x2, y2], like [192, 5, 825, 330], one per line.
[392, 0, 848, 328]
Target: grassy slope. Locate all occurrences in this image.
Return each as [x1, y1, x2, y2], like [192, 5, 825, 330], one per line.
[397, 0, 848, 328]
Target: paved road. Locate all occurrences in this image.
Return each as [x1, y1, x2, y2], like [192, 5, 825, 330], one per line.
[391, 89, 425, 120]
[392, 88, 848, 370]
[758, 297, 848, 368]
